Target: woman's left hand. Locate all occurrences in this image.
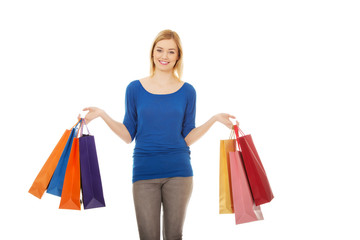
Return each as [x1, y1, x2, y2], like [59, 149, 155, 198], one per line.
[214, 113, 239, 129]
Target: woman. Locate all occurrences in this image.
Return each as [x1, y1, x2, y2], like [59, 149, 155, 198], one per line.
[80, 29, 237, 240]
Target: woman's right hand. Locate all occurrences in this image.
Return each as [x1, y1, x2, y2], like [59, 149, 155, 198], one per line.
[77, 107, 104, 124]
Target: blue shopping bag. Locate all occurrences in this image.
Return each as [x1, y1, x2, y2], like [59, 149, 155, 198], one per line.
[47, 120, 81, 197]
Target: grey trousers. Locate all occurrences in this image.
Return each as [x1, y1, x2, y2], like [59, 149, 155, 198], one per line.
[132, 177, 193, 240]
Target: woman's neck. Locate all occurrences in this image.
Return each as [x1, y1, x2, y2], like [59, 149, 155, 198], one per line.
[150, 71, 178, 85]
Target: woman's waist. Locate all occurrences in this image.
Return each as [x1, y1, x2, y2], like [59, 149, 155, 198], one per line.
[133, 148, 190, 156]
[135, 139, 188, 149]
[133, 144, 190, 157]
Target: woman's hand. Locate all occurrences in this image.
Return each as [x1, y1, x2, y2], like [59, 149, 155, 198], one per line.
[214, 113, 239, 129]
[77, 107, 104, 124]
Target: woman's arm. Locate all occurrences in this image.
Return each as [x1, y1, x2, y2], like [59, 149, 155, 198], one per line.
[99, 110, 132, 144]
[79, 107, 132, 144]
[184, 113, 237, 146]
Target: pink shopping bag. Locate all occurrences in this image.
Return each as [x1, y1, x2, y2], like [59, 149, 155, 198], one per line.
[229, 151, 264, 224]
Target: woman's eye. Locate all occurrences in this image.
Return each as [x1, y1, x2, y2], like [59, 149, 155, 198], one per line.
[156, 49, 175, 54]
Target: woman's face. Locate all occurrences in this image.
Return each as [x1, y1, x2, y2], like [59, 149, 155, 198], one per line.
[153, 39, 179, 72]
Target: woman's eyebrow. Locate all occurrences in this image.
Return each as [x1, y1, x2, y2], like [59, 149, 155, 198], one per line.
[156, 46, 176, 50]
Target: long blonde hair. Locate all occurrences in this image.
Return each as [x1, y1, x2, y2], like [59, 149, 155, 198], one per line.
[149, 29, 184, 82]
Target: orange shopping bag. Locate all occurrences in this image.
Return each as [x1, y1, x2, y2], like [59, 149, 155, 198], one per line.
[219, 135, 237, 214]
[59, 120, 83, 210]
[28, 120, 80, 199]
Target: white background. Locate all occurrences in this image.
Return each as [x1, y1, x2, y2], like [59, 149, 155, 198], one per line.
[1, 0, 359, 239]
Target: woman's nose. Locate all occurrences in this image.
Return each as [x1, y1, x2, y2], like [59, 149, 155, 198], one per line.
[161, 52, 169, 59]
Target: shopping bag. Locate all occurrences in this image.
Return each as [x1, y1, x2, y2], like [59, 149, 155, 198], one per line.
[59, 119, 83, 210]
[29, 120, 81, 199]
[79, 119, 106, 209]
[28, 130, 71, 199]
[233, 125, 274, 206]
[47, 120, 81, 197]
[229, 151, 264, 224]
[219, 137, 236, 214]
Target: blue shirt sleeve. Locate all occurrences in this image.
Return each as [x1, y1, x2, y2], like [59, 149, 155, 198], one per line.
[123, 82, 138, 142]
[181, 84, 196, 139]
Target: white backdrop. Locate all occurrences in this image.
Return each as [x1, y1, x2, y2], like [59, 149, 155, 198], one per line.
[1, 0, 359, 239]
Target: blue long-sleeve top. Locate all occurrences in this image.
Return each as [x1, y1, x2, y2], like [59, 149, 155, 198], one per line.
[123, 80, 196, 183]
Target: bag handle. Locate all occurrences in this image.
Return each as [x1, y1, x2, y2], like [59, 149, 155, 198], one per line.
[74, 118, 84, 138]
[229, 127, 236, 139]
[232, 125, 246, 151]
[227, 127, 241, 151]
[80, 118, 90, 137]
[233, 125, 245, 138]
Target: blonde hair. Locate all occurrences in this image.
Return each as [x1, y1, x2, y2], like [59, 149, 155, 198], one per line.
[149, 29, 184, 82]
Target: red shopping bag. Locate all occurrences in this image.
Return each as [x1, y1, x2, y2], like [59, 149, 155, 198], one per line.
[233, 125, 274, 206]
[229, 151, 263, 224]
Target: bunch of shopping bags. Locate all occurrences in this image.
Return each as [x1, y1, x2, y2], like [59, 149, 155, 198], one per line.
[29, 118, 106, 210]
[219, 125, 274, 224]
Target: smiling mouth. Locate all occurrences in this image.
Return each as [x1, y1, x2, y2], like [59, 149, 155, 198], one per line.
[159, 60, 169, 65]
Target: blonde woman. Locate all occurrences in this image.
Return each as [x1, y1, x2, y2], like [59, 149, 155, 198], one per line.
[80, 29, 237, 240]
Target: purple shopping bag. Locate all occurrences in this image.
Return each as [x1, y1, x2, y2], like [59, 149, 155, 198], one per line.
[79, 120, 106, 209]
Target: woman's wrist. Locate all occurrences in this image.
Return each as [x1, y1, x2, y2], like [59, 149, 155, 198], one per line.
[98, 109, 106, 119]
[212, 114, 219, 123]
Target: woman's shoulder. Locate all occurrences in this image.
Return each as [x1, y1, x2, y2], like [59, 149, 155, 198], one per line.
[128, 79, 140, 86]
[126, 79, 141, 91]
[182, 80, 196, 94]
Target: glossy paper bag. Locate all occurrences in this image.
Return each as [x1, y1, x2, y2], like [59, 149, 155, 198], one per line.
[229, 151, 264, 224]
[234, 125, 274, 206]
[219, 139, 236, 214]
[29, 130, 71, 199]
[59, 137, 81, 210]
[47, 121, 81, 197]
[79, 121, 106, 209]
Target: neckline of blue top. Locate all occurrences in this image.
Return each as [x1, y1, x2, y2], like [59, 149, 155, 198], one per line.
[137, 79, 186, 96]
